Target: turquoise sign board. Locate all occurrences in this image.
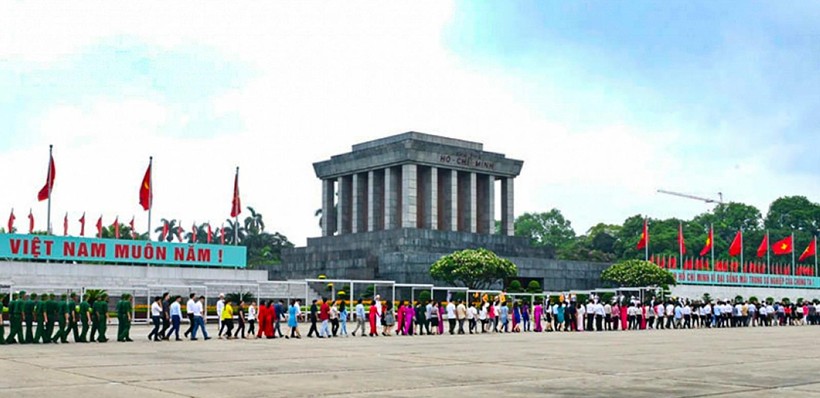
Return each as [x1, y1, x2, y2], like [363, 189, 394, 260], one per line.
[673, 270, 820, 289]
[0, 233, 246, 268]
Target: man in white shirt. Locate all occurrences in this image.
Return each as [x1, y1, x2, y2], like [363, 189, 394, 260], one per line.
[748, 302, 757, 327]
[191, 296, 210, 340]
[665, 302, 675, 329]
[604, 302, 612, 331]
[446, 301, 456, 335]
[585, 301, 595, 332]
[467, 303, 477, 334]
[593, 301, 605, 331]
[456, 301, 467, 335]
[216, 294, 225, 337]
[184, 293, 197, 338]
[165, 296, 183, 341]
[655, 302, 665, 329]
[148, 296, 163, 341]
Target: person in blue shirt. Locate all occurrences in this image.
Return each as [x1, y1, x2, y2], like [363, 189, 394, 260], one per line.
[521, 302, 530, 332]
[288, 300, 301, 339]
[274, 300, 286, 338]
[500, 301, 510, 332]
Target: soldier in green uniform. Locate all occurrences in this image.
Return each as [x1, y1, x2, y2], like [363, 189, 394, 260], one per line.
[94, 293, 109, 342]
[79, 294, 91, 343]
[67, 293, 81, 342]
[5, 292, 24, 344]
[44, 293, 58, 343]
[23, 291, 34, 344]
[116, 294, 133, 342]
[52, 293, 70, 343]
[0, 294, 6, 345]
[33, 295, 48, 344]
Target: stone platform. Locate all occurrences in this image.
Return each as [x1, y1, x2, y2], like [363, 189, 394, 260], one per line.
[278, 228, 609, 290]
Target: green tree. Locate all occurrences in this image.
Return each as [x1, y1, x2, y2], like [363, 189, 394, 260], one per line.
[514, 209, 576, 251]
[601, 259, 676, 288]
[429, 248, 518, 290]
[222, 219, 247, 245]
[526, 280, 542, 294]
[244, 207, 266, 236]
[154, 218, 178, 242]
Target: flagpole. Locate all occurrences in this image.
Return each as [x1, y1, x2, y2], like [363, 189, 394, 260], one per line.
[766, 230, 770, 275]
[710, 224, 714, 272]
[147, 156, 153, 242]
[46, 144, 53, 235]
[814, 236, 818, 277]
[234, 166, 239, 246]
[679, 221, 683, 270]
[791, 232, 796, 276]
[739, 227, 744, 274]
[644, 217, 649, 261]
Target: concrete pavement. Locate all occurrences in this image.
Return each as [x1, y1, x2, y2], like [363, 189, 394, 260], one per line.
[1, 324, 819, 397]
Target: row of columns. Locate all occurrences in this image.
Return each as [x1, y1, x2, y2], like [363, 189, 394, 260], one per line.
[321, 165, 514, 237]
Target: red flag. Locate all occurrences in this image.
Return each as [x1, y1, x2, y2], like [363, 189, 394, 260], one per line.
[28, 210, 34, 233]
[220, 224, 225, 245]
[678, 222, 686, 255]
[207, 224, 213, 244]
[161, 221, 169, 241]
[649, 254, 656, 264]
[230, 168, 242, 218]
[756, 234, 768, 258]
[728, 230, 742, 257]
[113, 217, 120, 239]
[191, 222, 198, 243]
[37, 152, 56, 201]
[669, 256, 677, 269]
[79, 213, 86, 236]
[636, 218, 648, 250]
[799, 238, 816, 262]
[699, 226, 713, 257]
[129, 216, 136, 239]
[96, 216, 103, 238]
[176, 224, 183, 242]
[7, 209, 14, 233]
[139, 161, 152, 211]
[772, 236, 793, 255]
[63, 213, 68, 236]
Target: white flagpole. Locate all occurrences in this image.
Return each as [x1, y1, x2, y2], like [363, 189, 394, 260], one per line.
[739, 227, 744, 274]
[644, 218, 649, 261]
[710, 224, 714, 272]
[234, 166, 239, 246]
[46, 144, 53, 235]
[147, 156, 153, 242]
[679, 221, 683, 270]
[791, 232, 796, 276]
[766, 230, 770, 275]
[814, 236, 818, 277]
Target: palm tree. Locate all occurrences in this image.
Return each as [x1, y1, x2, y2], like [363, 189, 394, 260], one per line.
[184, 222, 211, 243]
[154, 218, 178, 242]
[244, 206, 265, 236]
[222, 219, 247, 245]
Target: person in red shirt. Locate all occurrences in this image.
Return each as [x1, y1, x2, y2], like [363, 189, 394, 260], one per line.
[256, 301, 268, 339]
[368, 301, 378, 337]
[319, 298, 331, 338]
[263, 301, 275, 338]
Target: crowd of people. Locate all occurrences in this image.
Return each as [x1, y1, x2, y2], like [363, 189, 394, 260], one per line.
[2, 290, 819, 345]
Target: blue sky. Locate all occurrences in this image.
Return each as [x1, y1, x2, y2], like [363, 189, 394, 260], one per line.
[0, 2, 818, 244]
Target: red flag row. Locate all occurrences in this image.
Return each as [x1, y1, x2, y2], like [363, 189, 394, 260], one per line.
[651, 255, 816, 276]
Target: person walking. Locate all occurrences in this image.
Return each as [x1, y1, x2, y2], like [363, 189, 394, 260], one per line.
[23, 292, 34, 344]
[368, 299, 379, 337]
[533, 302, 543, 332]
[512, 301, 522, 333]
[216, 293, 226, 337]
[352, 299, 366, 337]
[307, 300, 319, 338]
[5, 293, 24, 344]
[116, 294, 133, 342]
[148, 296, 162, 341]
[274, 300, 286, 338]
[467, 302, 477, 334]
[500, 301, 510, 332]
[190, 296, 210, 340]
[166, 296, 183, 341]
[319, 298, 331, 338]
[404, 301, 415, 336]
[415, 301, 427, 335]
[288, 300, 301, 339]
[159, 292, 171, 341]
[184, 293, 197, 338]
[44, 293, 58, 343]
[234, 301, 246, 339]
[330, 301, 340, 337]
[382, 301, 395, 336]
[78, 294, 91, 343]
[221, 300, 234, 339]
[94, 293, 109, 342]
[247, 301, 257, 337]
[339, 300, 348, 337]
[51, 293, 70, 343]
[429, 302, 440, 335]
[33, 295, 49, 344]
[446, 300, 457, 335]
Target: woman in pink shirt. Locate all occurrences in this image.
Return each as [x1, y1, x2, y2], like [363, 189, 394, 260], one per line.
[533, 302, 543, 332]
[404, 302, 415, 335]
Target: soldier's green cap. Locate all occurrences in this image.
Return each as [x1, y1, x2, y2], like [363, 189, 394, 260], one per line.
[31, 293, 38, 298]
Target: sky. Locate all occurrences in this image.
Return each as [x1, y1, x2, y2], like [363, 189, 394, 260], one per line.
[2, 1, 820, 245]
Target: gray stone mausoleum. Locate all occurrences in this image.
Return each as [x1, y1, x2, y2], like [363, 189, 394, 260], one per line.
[278, 132, 608, 290]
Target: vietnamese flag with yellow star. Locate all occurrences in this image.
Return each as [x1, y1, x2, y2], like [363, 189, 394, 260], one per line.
[798, 238, 816, 262]
[139, 161, 152, 211]
[772, 235, 793, 255]
[699, 226, 713, 257]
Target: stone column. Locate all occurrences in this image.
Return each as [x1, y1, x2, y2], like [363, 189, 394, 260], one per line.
[426, 166, 438, 230]
[440, 169, 458, 231]
[337, 175, 352, 234]
[351, 173, 360, 233]
[352, 173, 368, 233]
[401, 164, 418, 228]
[367, 170, 376, 231]
[468, 172, 477, 233]
[487, 175, 495, 234]
[501, 177, 514, 236]
[321, 179, 337, 236]
[384, 167, 398, 229]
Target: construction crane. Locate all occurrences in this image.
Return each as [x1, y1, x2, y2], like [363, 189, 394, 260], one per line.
[657, 189, 724, 204]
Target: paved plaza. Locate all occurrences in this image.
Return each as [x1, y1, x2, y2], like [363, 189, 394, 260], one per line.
[1, 324, 819, 397]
